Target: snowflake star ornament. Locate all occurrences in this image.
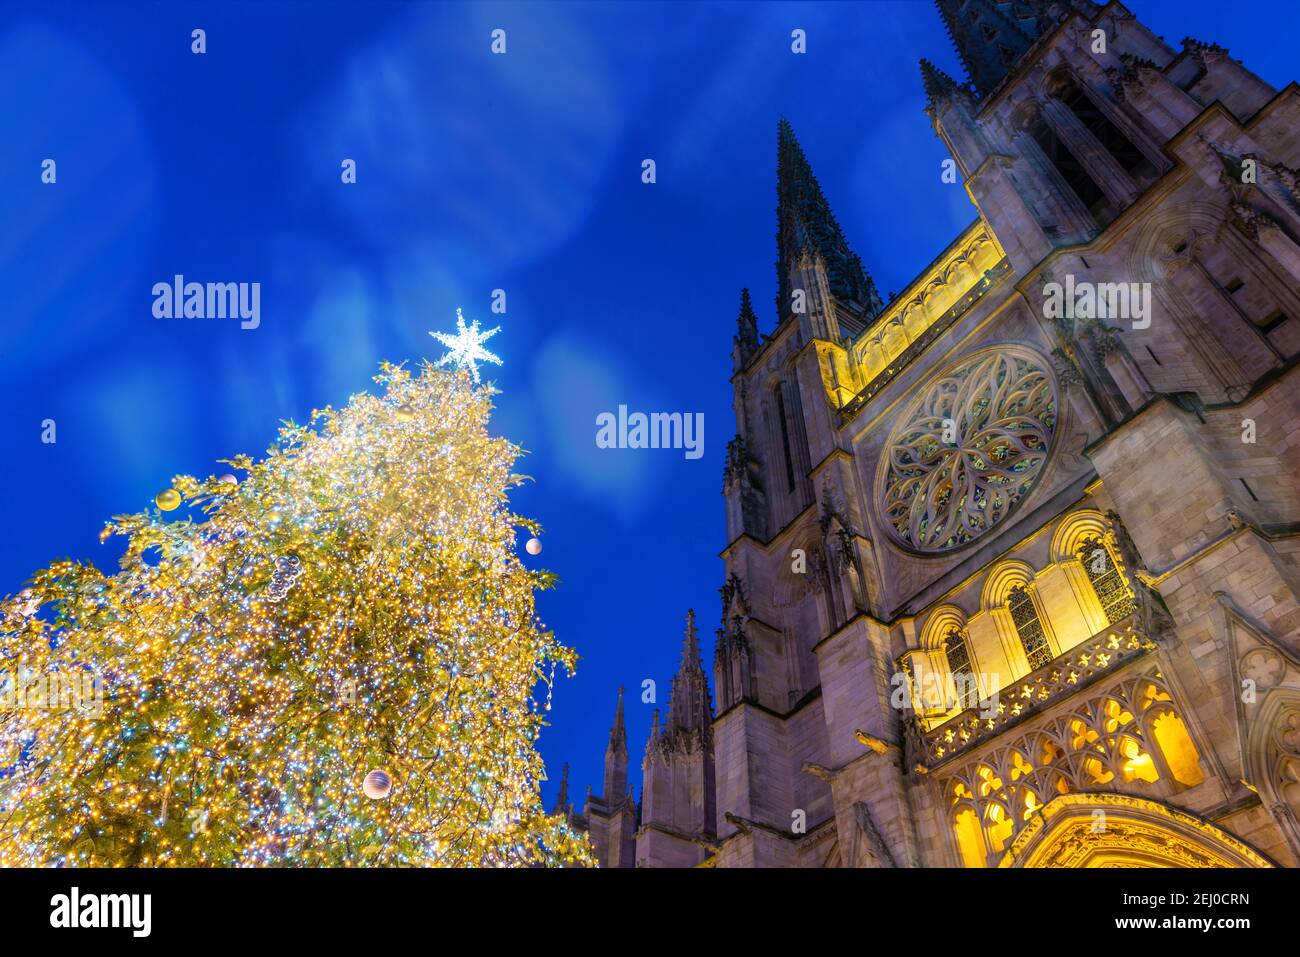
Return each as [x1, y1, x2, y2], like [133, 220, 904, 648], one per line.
[429, 308, 503, 383]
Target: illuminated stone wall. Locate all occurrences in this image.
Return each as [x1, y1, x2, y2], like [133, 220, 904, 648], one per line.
[579, 0, 1300, 869]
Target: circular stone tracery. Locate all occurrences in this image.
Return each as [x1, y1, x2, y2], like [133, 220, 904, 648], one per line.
[876, 348, 1058, 553]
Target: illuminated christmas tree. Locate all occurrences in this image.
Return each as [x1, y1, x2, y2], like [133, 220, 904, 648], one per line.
[0, 351, 592, 867]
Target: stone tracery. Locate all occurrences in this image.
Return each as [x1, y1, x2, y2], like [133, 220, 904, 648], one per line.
[941, 666, 1206, 866]
[878, 349, 1058, 552]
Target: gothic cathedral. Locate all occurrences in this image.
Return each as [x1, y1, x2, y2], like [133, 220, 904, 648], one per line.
[560, 0, 1300, 868]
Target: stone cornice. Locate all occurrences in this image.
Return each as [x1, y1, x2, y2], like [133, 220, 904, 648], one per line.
[713, 685, 823, 725]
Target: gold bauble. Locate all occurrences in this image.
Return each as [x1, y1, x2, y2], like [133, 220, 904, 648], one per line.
[396, 404, 415, 422]
[155, 489, 182, 511]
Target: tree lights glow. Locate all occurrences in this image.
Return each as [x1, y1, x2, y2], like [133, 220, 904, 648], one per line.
[0, 361, 592, 867]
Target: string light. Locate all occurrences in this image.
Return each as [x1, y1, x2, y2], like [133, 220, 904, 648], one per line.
[0, 361, 592, 867]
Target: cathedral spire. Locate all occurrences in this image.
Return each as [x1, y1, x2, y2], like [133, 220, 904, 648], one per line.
[645, 707, 661, 757]
[666, 610, 713, 738]
[934, 0, 1072, 98]
[920, 58, 970, 113]
[553, 762, 571, 813]
[734, 287, 760, 365]
[603, 687, 629, 800]
[640, 610, 717, 857]
[679, 609, 701, 673]
[609, 685, 626, 750]
[775, 118, 882, 325]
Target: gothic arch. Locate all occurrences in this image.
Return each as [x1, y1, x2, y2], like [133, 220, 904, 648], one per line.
[1000, 793, 1275, 868]
[776, 529, 828, 609]
[901, 300, 928, 340]
[980, 559, 1037, 612]
[1244, 687, 1300, 856]
[1222, 589, 1300, 859]
[938, 664, 1211, 866]
[774, 525, 839, 659]
[941, 256, 977, 288]
[1122, 199, 1257, 401]
[919, 604, 970, 652]
[918, 604, 979, 711]
[979, 559, 1061, 676]
[1047, 509, 1137, 634]
[1048, 509, 1111, 563]
[1127, 200, 1231, 283]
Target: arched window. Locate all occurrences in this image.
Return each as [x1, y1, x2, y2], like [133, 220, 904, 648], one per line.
[952, 807, 986, 868]
[949, 779, 988, 868]
[1008, 585, 1052, 670]
[942, 625, 978, 709]
[1078, 536, 1137, 625]
[1148, 708, 1205, 787]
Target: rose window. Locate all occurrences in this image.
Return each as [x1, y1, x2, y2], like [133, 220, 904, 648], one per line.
[877, 349, 1057, 552]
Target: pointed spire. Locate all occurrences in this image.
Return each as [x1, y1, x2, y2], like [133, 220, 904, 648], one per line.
[603, 686, 629, 800]
[680, 609, 701, 671]
[775, 118, 883, 324]
[609, 685, 626, 750]
[920, 58, 969, 112]
[554, 762, 571, 813]
[645, 707, 662, 758]
[666, 609, 713, 738]
[734, 287, 760, 362]
[934, 0, 1061, 99]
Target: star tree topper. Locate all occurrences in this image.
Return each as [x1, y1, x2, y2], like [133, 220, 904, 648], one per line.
[430, 308, 503, 383]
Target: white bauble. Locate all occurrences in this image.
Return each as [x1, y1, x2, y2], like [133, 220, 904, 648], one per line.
[363, 769, 392, 800]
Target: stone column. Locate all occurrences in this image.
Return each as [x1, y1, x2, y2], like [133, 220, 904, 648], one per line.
[1039, 95, 1141, 209]
[1012, 128, 1098, 242]
[1110, 60, 1200, 143]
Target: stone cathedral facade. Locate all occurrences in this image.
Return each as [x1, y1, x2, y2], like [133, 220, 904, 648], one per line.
[560, 0, 1300, 867]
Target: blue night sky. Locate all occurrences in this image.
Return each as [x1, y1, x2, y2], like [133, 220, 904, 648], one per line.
[1, 1, 1296, 812]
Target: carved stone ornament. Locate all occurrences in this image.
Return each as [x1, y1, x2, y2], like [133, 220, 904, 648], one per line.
[876, 348, 1058, 552]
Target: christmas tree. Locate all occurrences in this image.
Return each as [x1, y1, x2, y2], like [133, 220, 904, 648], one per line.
[0, 355, 592, 867]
